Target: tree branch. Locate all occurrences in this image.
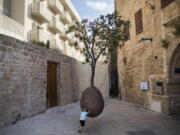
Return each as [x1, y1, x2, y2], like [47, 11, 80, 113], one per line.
[78, 26, 93, 61]
[91, 32, 97, 60]
[95, 42, 108, 62]
[83, 40, 92, 59]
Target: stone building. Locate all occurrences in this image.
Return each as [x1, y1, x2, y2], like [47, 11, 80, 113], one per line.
[0, 0, 109, 127]
[0, 34, 79, 127]
[0, 0, 109, 97]
[115, 0, 180, 114]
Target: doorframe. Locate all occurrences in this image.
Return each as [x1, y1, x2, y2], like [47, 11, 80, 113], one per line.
[46, 61, 60, 108]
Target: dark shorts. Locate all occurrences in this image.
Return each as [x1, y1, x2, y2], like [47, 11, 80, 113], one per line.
[80, 120, 85, 127]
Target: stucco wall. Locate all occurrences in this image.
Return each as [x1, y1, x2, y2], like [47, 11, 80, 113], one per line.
[76, 61, 109, 99]
[0, 34, 78, 127]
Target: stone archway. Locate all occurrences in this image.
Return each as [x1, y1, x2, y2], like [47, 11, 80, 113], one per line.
[167, 43, 180, 115]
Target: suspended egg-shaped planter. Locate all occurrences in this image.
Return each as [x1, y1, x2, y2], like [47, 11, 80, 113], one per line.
[80, 87, 104, 117]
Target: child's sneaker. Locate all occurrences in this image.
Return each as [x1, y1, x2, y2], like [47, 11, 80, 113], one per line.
[78, 127, 82, 133]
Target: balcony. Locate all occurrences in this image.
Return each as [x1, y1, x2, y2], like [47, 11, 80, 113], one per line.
[30, 23, 49, 43]
[60, 11, 72, 24]
[67, 33, 76, 46]
[48, 0, 64, 14]
[48, 16, 64, 34]
[59, 25, 68, 41]
[66, 12, 72, 24]
[50, 39, 58, 50]
[31, 0, 51, 24]
[50, 39, 64, 52]
[48, 16, 60, 34]
[59, 32, 67, 41]
[67, 32, 74, 40]
[68, 39, 76, 46]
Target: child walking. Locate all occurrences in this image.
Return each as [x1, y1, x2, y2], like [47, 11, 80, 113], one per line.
[78, 107, 90, 133]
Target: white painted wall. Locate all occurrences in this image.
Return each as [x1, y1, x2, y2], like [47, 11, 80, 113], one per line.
[76, 61, 109, 99]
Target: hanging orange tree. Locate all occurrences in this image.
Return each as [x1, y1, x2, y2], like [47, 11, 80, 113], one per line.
[67, 12, 130, 117]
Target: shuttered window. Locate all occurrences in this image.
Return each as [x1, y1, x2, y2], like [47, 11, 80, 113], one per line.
[135, 9, 143, 35]
[161, 0, 175, 8]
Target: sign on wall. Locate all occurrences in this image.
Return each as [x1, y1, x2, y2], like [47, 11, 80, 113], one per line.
[140, 82, 149, 90]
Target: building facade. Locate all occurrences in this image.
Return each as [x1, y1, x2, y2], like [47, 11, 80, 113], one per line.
[115, 0, 180, 114]
[0, 0, 110, 127]
[0, 0, 109, 98]
[0, 0, 83, 59]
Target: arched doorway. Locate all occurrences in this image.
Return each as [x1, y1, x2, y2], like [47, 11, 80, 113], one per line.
[168, 43, 180, 115]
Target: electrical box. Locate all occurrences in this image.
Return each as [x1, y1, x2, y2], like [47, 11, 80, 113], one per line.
[154, 82, 163, 95]
[174, 68, 180, 74]
[140, 82, 148, 90]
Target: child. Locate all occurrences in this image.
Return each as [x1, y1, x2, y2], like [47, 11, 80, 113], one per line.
[78, 107, 90, 133]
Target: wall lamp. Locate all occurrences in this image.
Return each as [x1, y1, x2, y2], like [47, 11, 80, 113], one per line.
[141, 37, 153, 42]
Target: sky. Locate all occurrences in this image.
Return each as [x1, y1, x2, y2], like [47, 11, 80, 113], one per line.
[71, 0, 115, 21]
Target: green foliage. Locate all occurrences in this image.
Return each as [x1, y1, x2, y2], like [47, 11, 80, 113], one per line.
[67, 12, 130, 64]
[67, 12, 130, 87]
[162, 39, 170, 48]
[47, 40, 50, 49]
[31, 40, 49, 48]
[173, 24, 180, 37]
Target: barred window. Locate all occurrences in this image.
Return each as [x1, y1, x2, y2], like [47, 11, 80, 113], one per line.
[161, 0, 175, 8]
[135, 9, 143, 35]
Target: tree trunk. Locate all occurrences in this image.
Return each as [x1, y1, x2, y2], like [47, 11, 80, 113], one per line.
[90, 60, 96, 88]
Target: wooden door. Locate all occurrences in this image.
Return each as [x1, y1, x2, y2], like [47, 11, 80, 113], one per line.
[47, 61, 57, 108]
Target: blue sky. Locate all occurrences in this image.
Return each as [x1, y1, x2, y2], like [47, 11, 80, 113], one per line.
[71, 0, 115, 21]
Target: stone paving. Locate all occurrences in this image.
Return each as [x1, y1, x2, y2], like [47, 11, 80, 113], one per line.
[0, 99, 180, 135]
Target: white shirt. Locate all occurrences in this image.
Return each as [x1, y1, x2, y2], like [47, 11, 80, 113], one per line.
[80, 111, 89, 120]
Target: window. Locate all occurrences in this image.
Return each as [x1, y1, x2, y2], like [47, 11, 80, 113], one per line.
[161, 0, 175, 8]
[3, 0, 11, 17]
[135, 9, 143, 35]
